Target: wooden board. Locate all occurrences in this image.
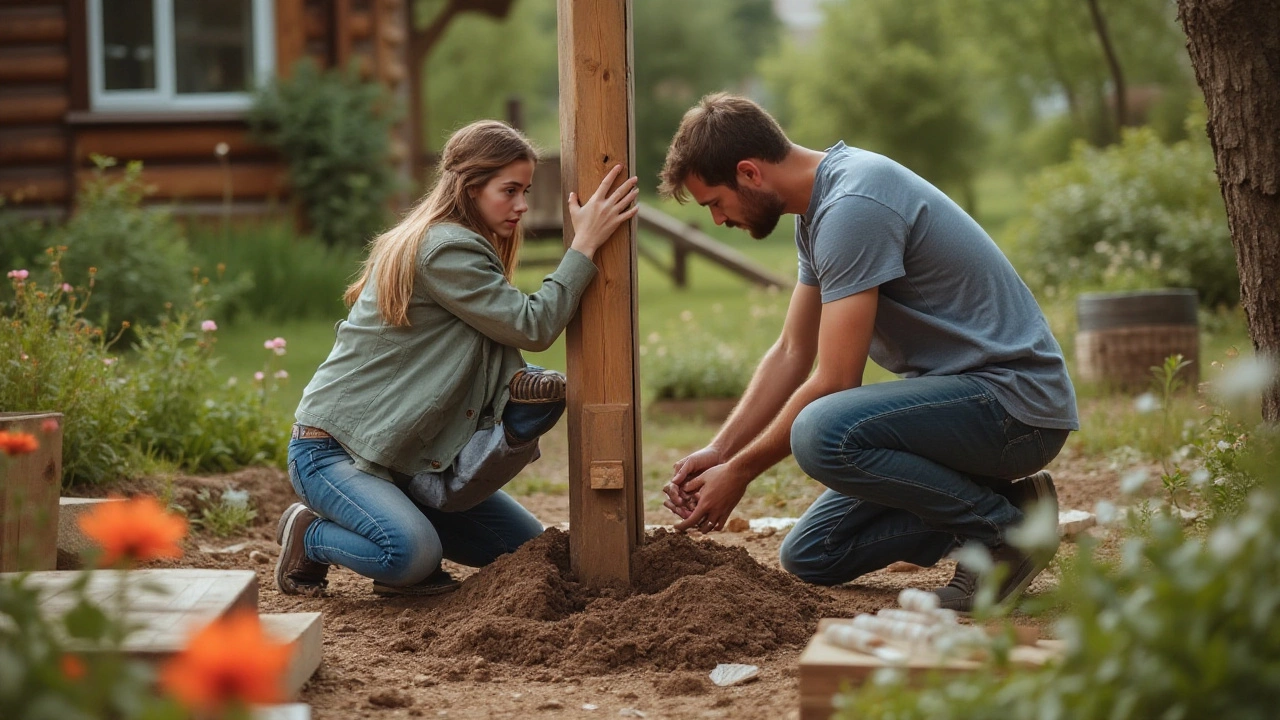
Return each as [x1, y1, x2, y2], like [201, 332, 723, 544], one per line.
[798, 618, 1062, 720]
[558, 0, 642, 588]
[8, 569, 259, 654]
[0, 412, 61, 572]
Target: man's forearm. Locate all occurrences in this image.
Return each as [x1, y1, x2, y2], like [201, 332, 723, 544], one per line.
[709, 341, 811, 458]
[728, 375, 850, 480]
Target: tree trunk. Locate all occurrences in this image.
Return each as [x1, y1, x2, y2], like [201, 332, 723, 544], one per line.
[1177, 0, 1280, 421]
[1085, 0, 1127, 133]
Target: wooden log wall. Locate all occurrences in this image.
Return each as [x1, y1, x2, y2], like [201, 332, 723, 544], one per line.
[0, 0, 73, 208]
[0, 0, 410, 216]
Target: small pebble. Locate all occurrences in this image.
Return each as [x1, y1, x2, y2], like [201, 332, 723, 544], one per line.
[248, 550, 270, 564]
[583, 704, 599, 711]
[537, 701, 564, 711]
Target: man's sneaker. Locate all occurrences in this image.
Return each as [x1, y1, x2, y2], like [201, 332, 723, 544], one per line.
[994, 470, 1060, 602]
[372, 568, 461, 597]
[932, 471, 1061, 612]
[508, 368, 566, 404]
[275, 502, 329, 596]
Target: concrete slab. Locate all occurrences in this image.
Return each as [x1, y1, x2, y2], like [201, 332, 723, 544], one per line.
[253, 704, 310, 720]
[261, 613, 323, 699]
[57, 497, 125, 564]
[5, 569, 258, 654]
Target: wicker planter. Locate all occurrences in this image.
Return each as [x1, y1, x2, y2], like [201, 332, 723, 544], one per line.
[1075, 289, 1199, 391]
[647, 397, 739, 422]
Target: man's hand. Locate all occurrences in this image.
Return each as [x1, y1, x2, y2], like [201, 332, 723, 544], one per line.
[663, 446, 724, 520]
[673, 463, 750, 533]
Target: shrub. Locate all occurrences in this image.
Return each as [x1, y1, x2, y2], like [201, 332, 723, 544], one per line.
[1008, 125, 1237, 307]
[250, 59, 401, 248]
[191, 487, 258, 537]
[56, 158, 194, 343]
[641, 299, 782, 401]
[0, 201, 49, 302]
[832, 365, 1280, 720]
[125, 286, 288, 473]
[187, 220, 359, 322]
[0, 252, 138, 487]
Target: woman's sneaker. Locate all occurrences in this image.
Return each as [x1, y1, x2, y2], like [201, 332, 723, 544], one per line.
[275, 502, 330, 596]
[372, 568, 461, 597]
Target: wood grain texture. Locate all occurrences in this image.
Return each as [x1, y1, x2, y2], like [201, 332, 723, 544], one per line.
[0, 412, 61, 572]
[558, 0, 641, 588]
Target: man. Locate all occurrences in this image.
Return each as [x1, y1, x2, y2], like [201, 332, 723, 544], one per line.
[659, 93, 1078, 611]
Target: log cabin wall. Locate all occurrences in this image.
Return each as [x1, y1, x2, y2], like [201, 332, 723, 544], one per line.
[0, 0, 74, 210]
[0, 0, 409, 218]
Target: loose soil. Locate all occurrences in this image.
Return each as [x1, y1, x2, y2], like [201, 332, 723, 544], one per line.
[71, 446, 1138, 720]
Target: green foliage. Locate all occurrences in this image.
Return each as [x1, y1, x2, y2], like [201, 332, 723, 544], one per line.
[250, 59, 400, 247]
[1009, 126, 1236, 307]
[125, 292, 288, 474]
[641, 298, 782, 400]
[191, 487, 258, 538]
[0, 203, 49, 301]
[56, 158, 194, 344]
[833, 368, 1280, 720]
[763, 0, 983, 202]
[187, 221, 359, 323]
[423, 0, 560, 151]
[0, 253, 138, 487]
[633, 0, 779, 186]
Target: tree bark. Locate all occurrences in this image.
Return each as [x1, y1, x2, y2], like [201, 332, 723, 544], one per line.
[1177, 0, 1280, 421]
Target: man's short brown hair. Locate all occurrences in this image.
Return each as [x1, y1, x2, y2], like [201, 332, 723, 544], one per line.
[658, 93, 791, 203]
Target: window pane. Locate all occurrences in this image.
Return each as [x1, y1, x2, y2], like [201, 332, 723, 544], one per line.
[173, 0, 255, 94]
[102, 0, 156, 91]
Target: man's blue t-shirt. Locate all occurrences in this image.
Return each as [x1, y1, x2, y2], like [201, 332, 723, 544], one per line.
[796, 143, 1079, 430]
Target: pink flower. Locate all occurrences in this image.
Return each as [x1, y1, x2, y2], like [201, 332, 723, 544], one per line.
[201, 320, 218, 332]
[253, 372, 265, 382]
[273, 370, 288, 379]
[264, 337, 287, 356]
[103, 358, 117, 366]
[61, 283, 73, 292]
[7, 269, 29, 280]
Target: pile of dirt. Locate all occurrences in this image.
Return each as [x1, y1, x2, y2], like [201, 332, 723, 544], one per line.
[322, 528, 843, 676]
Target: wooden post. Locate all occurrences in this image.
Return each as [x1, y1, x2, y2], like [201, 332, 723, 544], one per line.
[558, 0, 642, 587]
[0, 412, 62, 572]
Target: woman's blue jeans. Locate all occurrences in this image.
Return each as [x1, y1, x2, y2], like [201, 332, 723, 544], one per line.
[286, 397, 563, 587]
[779, 374, 1069, 586]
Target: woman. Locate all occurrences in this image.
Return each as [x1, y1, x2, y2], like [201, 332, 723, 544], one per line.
[276, 120, 639, 596]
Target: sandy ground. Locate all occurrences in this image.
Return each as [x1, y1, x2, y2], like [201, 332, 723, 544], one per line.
[73, 436, 1140, 720]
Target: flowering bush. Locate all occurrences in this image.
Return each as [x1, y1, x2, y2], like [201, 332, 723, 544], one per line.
[0, 251, 138, 486]
[1008, 125, 1237, 307]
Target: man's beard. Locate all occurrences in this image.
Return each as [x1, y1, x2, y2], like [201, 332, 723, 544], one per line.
[728, 185, 787, 239]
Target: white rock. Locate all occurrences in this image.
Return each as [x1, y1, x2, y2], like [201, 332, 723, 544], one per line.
[619, 710, 647, 718]
[709, 663, 759, 687]
[1058, 509, 1096, 538]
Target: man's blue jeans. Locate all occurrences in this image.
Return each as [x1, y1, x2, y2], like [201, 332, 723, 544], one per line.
[286, 395, 562, 587]
[779, 374, 1069, 586]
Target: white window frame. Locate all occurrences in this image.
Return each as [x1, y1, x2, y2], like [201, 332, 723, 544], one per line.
[87, 0, 276, 112]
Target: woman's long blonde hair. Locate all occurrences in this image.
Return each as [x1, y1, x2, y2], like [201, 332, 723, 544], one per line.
[344, 120, 539, 326]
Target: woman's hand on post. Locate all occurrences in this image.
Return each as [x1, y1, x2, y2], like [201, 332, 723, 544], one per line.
[567, 164, 640, 260]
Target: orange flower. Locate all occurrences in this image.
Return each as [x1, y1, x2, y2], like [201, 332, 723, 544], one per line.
[77, 495, 187, 567]
[160, 611, 292, 713]
[0, 431, 39, 455]
[60, 654, 86, 681]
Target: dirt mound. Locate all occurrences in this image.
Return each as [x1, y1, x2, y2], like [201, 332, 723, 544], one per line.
[329, 528, 842, 676]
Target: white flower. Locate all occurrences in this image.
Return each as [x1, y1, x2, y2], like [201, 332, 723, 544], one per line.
[1190, 468, 1210, 486]
[274, 370, 289, 379]
[1120, 469, 1149, 495]
[951, 542, 994, 575]
[221, 488, 250, 509]
[1213, 355, 1277, 402]
[226, 377, 238, 387]
[1216, 440, 1231, 452]
[1095, 500, 1119, 525]
[214, 142, 230, 157]
[1208, 526, 1244, 561]
[1133, 392, 1160, 414]
[1008, 501, 1060, 553]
